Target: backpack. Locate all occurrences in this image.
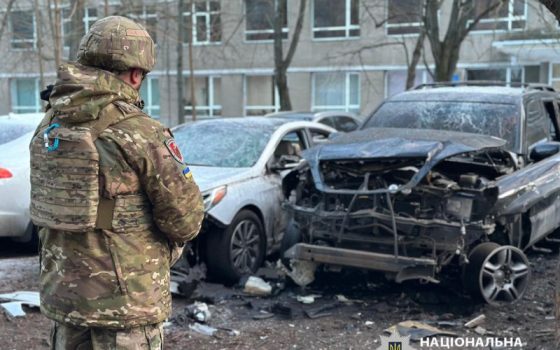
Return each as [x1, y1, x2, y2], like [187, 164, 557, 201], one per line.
[29, 102, 143, 232]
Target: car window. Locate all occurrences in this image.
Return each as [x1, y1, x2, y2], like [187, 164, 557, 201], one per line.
[335, 116, 359, 132]
[525, 98, 550, 148]
[0, 122, 37, 145]
[281, 131, 306, 155]
[318, 117, 336, 128]
[364, 101, 520, 151]
[543, 100, 560, 141]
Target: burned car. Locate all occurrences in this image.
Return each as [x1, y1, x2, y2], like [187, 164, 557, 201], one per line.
[282, 83, 560, 304]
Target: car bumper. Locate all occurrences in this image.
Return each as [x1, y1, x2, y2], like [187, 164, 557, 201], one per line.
[0, 210, 29, 237]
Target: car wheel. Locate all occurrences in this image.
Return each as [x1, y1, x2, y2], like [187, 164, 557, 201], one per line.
[464, 242, 530, 305]
[205, 210, 265, 282]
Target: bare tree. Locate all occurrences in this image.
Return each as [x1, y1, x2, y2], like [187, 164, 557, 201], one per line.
[67, 0, 85, 60]
[176, 0, 186, 124]
[424, 0, 508, 81]
[187, 0, 196, 121]
[273, 0, 307, 111]
[539, 0, 560, 19]
[0, 0, 15, 41]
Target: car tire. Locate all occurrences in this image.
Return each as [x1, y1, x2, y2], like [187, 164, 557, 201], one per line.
[205, 210, 265, 283]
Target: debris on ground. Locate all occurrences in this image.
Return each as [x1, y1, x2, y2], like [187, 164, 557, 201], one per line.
[474, 326, 487, 336]
[243, 276, 272, 296]
[464, 314, 486, 328]
[189, 323, 218, 336]
[385, 320, 458, 341]
[0, 291, 40, 317]
[185, 302, 211, 323]
[304, 302, 339, 319]
[278, 259, 317, 287]
[171, 261, 207, 298]
[296, 294, 321, 304]
[270, 302, 295, 319]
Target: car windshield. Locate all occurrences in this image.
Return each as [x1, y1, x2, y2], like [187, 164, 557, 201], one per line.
[0, 122, 37, 145]
[363, 101, 520, 150]
[173, 120, 276, 168]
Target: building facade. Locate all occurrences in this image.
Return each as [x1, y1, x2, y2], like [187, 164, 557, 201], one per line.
[1, 0, 559, 126]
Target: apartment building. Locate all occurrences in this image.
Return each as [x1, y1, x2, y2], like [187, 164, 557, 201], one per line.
[1, 0, 559, 126]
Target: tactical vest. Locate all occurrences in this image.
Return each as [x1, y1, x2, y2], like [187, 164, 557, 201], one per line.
[30, 102, 151, 233]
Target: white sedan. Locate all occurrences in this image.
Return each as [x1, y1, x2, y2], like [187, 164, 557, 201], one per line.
[0, 114, 43, 246]
[173, 117, 335, 281]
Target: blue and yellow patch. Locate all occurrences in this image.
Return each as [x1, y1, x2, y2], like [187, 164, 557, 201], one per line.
[182, 166, 193, 180]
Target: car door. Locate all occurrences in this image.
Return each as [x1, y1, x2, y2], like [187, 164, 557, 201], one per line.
[262, 127, 310, 249]
[520, 96, 560, 248]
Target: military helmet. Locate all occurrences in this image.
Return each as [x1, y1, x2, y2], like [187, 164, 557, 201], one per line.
[76, 16, 155, 73]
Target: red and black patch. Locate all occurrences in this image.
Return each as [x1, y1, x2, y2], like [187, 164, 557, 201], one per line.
[165, 139, 184, 164]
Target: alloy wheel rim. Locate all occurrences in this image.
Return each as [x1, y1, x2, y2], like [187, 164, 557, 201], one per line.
[479, 246, 530, 304]
[230, 220, 260, 273]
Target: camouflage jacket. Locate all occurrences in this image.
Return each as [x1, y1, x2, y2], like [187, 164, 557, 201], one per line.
[32, 62, 204, 328]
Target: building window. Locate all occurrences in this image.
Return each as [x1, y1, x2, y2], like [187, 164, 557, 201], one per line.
[386, 0, 423, 35]
[140, 77, 160, 119]
[386, 70, 433, 98]
[245, 0, 287, 41]
[184, 76, 222, 117]
[313, 72, 360, 112]
[62, 7, 98, 50]
[471, 0, 526, 31]
[313, 0, 359, 39]
[467, 66, 540, 84]
[183, 1, 221, 45]
[549, 64, 560, 90]
[245, 75, 279, 116]
[10, 78, 40, 113]
[130, 5, 158, 43]
[11, 10, 35, 49]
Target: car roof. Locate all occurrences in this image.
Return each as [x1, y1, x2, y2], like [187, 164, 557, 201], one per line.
[264, 111, 316, 121]
[172, 116, 336, 133]
[391, 86, 526, 104]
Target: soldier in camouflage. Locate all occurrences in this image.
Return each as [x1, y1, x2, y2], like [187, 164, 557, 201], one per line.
[29, 16, 204, 349]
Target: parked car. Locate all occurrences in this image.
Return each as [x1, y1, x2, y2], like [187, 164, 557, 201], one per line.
[172, 117, 335, 281]
[0, 114, 43, 246]
[282, 83, 560, 304]
[265, 111, 362, 132]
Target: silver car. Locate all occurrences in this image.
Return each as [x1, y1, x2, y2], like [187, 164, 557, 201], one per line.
[265, 111, 362, 132]
[172, 117, 335, 281]
[0, 114, 43, 246]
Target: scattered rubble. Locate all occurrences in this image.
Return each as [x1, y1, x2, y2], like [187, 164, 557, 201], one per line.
[185, 302, 211, 323]
[243, 276, 272, 296]
[464, 314, 486, 328]
[0, 291, 40, 317]
[385, 321, 458, 341]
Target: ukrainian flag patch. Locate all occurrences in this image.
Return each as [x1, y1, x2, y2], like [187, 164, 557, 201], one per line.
[182, 166, 193, 180]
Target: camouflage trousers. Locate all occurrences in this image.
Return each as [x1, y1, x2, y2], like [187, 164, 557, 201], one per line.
[50, 322, 163, 350]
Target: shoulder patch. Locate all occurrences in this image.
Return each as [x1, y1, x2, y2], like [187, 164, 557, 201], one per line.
[165, 139, 184, 164]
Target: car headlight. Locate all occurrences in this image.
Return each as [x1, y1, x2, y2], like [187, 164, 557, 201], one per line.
[203, 186, 227, 211]
[445, 196, 473, 221]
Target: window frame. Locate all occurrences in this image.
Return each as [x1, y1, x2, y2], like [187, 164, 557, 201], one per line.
[183, 0, 222, 46]
[244, 0, 289, 43]
[468, 0, 527, 34]
[312, 0, 360, 41]
[129, 5, 158, 43]
[140, 77, 160, 119]
[184, 76, 222, 118]
[62, 7, 98, 52]
[385, 0, 425, 37]
[10, 78, 41, 114]
[244, 75, 280, 116]
[312, 72, 361, 113]
[10, 10, 36, 51]
[466, 66, 540, 85]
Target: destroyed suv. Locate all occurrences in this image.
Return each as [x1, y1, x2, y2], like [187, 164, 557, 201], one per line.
[282, 82, 560, 304]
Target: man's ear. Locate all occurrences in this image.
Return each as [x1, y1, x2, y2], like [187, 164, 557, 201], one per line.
[130, 68, 144, 89]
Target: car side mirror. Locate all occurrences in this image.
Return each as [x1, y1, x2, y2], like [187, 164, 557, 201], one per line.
[269, 155, 301, 172]
[530, 142, 560, 162]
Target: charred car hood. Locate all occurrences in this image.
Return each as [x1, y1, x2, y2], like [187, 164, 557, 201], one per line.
[304, 127, 506, 193]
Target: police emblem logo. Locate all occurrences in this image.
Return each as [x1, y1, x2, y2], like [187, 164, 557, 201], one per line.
[165, 139, 184, 164]
[377, 331, 416, 350]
